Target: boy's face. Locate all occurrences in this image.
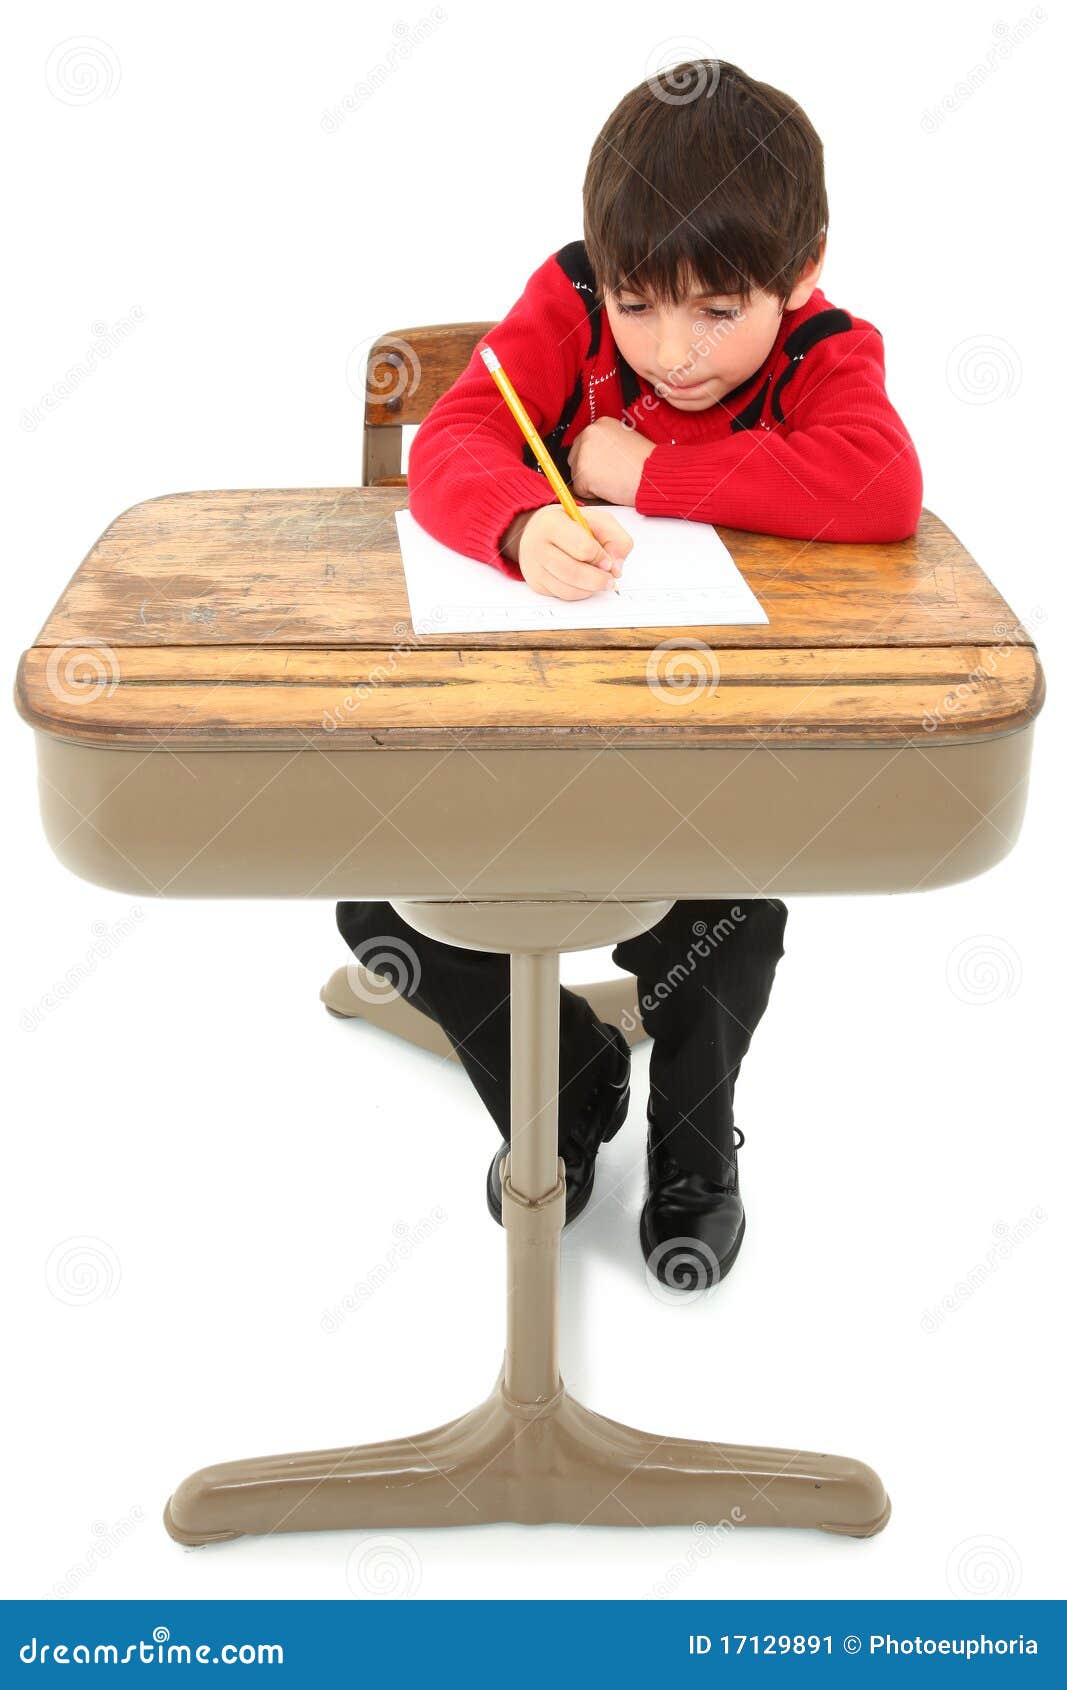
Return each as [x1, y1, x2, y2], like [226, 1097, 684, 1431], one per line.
[603, 253, 824, 411]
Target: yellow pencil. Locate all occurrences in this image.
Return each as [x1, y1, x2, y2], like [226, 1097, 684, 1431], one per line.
[480, 345, 620, 594]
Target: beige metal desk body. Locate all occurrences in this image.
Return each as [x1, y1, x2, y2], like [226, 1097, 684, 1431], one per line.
[15, 489, 1043, 1541]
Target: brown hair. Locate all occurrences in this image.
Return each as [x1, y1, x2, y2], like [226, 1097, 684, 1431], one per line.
[582, 60, 828, 309]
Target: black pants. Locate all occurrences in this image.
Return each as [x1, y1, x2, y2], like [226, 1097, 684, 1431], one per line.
[335, 898, 787, 1179]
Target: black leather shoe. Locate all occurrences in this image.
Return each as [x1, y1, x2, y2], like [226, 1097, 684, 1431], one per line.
[640, 1100, 746, 1289]
[486, 1025, 630, 1228]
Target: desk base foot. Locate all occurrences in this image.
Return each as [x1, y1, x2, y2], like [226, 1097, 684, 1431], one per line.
[320, 965, 650, 1059]
[163, 1362, 889, 1544]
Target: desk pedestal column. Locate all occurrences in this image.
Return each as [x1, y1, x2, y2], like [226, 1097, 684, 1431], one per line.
[163, 899, 890, 1545]
[503, 949, 564, 1407]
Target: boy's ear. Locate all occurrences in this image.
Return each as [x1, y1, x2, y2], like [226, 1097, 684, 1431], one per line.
[785, 236, 827, 311]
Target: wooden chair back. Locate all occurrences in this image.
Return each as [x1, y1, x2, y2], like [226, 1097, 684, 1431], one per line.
[360, 323, 497, 487]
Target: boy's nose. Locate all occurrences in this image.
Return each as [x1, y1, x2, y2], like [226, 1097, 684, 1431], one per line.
[656, 342, 697, 375]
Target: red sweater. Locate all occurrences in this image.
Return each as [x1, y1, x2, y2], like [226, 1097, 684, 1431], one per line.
[408, 240, 923, 579]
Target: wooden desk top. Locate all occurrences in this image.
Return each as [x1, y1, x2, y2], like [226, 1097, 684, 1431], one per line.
[15, 487, 1044, 750]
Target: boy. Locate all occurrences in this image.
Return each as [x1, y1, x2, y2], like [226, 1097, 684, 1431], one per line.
[338, 59, 922, 1288]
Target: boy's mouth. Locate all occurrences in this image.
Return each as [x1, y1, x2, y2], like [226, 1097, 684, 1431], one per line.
[656, 374, 712, 396]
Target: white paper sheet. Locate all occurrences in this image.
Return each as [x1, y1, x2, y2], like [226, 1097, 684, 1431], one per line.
[395, 506, 768, 634]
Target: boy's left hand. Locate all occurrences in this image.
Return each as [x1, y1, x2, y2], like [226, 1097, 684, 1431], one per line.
[568, 418, 656, 507]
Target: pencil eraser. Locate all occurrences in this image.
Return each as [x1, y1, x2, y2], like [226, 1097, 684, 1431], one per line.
[480, 346, 500, 373]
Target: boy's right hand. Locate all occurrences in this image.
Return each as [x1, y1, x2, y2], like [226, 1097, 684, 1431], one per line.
[508, 506, 633, 600]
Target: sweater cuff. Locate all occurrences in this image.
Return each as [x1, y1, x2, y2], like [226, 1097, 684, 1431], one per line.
[470, 467, 561, 579]
[635, 444, 723, 521]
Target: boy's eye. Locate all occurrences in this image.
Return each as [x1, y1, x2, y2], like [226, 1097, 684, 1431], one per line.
[617, 302, 740, 321]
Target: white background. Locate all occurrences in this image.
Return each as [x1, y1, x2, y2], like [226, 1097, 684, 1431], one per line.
[3, 0, 1062, 1603]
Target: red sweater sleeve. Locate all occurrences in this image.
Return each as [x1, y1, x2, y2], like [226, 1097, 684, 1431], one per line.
[634, 324, 923, 544]
[407, 252, 590, 578]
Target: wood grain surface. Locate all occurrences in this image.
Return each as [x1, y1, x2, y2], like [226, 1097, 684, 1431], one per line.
[16, 488, 1044, 748]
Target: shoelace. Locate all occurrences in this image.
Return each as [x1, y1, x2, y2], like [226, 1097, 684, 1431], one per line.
[657, 1124, 745, 1184]
[565, 1035, 629, 1155]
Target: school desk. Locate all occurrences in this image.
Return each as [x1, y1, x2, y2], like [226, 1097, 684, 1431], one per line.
[15, 486, 1043, 1543]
